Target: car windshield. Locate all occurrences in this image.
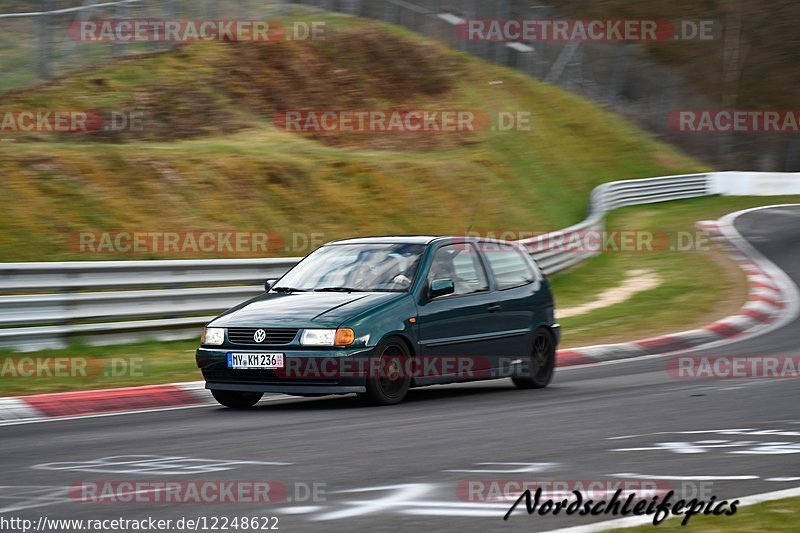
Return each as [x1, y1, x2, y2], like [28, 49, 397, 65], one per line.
[274, 243, 427, 293]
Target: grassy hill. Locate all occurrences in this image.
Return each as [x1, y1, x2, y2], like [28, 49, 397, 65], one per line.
[0, 14, 703, 262]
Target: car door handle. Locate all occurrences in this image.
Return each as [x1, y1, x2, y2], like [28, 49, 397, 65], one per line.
[487, 304, 502, 312]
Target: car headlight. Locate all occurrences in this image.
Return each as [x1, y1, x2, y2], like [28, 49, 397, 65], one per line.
[202, 327, 225, 346]
[300, 328, 355, 347]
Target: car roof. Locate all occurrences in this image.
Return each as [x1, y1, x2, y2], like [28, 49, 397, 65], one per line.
[326, 236, 443, 246]
[325, 235, 525, 247]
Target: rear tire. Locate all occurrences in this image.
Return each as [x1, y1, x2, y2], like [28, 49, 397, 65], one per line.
[512, 328, 556, 389]
[358, 337, 411, 405]
[211, 389, 264, 408]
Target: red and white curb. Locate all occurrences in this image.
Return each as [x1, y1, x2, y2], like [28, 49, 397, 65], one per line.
[2, 209, 797, 423]
[557, 217, 791, 366]
[0, 382, 215, 423]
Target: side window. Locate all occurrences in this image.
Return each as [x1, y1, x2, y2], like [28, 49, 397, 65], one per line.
[427, 244, 489, 296]
[482, 243, 535, 290]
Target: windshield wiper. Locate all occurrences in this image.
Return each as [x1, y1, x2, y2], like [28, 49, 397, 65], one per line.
[314, 287, 365, 293]
[272, 286, 308, 293]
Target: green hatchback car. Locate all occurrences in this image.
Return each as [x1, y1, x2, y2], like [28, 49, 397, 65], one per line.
[196, 236, 559, 406]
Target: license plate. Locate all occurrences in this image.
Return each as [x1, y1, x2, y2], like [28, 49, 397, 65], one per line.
[227, 353, 284, 369]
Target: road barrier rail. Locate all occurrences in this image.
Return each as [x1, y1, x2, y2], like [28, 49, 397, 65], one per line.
[0, 173, 719, 350]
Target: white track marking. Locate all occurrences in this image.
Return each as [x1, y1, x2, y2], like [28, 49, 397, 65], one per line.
[611, 473, 759, 481]
[279, 506, 325, 514]
[0, 486, 69, 513]
[0, 395, 293, 427]
[275, 484, 514, 521]
[611, 441, 759, 453]
[399, 508, 505, 517]
[444, 462, 560, 473]
[32, 455, 290, 475]
[311, 484, 434, 521]
[608, 428, 800, 440]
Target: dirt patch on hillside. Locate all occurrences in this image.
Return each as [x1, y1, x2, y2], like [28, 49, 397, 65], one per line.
[90, 84, 248, 142]
[1, 27, 477, 150]
[213, 28, 476, 151]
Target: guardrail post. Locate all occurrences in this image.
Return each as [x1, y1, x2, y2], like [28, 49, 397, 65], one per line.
[207, 0, 220, 19]
[37, 0, 53, 79]
[383, 0, 395, 24]
[493, 0, 510, 66]
[111, 1, 128, 58]
[607, 44, 632, 104]
[460, 0, 476, 57]
[786, 137, 800, 171]
[162, 0, 177, 51]
[282, 0, 297, 17]
[342, 0, 361, 16]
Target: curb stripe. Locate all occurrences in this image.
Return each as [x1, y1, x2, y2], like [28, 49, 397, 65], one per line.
[634, 335, 687, 352]
[705, 321, 745, 337]
[749, 295, 782, 307]
[751, 281, 779, 290]
[556, 350, 593, 367]
[742, 309, 771, 321]
[0, 397, 43, 420]
[23, 384, 202, 418]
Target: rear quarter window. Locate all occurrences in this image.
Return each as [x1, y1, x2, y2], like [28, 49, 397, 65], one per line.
[482, 243, 536, 290]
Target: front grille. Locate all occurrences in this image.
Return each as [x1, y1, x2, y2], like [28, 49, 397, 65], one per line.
[227, 328, 299, 345]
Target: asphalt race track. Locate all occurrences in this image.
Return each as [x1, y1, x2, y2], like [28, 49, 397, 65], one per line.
[2, 206, 799, 533]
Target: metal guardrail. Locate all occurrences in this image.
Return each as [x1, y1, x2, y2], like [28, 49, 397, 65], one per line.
[0, 0, 144, 19]
[0, 257, 300, 292]
[520, 173, 712, 274]
[0, 173, 713, 351]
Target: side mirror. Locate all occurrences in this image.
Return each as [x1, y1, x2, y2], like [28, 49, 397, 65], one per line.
[265, 279, 277, 292]
[429, 279, 455, 299]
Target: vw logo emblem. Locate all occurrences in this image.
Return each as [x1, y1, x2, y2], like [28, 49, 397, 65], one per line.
[253, 329, 267, 343]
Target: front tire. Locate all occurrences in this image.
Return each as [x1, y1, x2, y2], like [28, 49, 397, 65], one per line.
[211, 389, 263, 408]
[358, 337, 411, 405]
[512, 328, 556, 389]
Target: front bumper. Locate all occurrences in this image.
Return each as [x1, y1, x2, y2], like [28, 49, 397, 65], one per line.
[196, 346, 376, 394]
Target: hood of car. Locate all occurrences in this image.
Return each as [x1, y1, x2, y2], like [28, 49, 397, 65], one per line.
[210, 291, 407, 328]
